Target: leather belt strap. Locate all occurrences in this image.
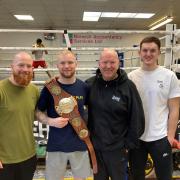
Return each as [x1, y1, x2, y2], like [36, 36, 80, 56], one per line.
[45, 77, 97, 174]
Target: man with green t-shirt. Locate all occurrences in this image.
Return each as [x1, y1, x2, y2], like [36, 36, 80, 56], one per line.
[0, 52, 39, 180]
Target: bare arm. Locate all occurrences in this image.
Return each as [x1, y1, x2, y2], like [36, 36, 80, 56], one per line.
[42, 44, 48, 54]
[35, 109, 69, 128]
[32, 45, 35, 54]
[167, 97, 180, 145]
[0, 160, 3, 169]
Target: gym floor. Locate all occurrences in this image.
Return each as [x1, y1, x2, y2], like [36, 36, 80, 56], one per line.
[33, 168, 180, 180]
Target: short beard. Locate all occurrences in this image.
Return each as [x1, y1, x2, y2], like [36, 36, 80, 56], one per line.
[60, 71, 75, 79]
[13, 71, 33, 86]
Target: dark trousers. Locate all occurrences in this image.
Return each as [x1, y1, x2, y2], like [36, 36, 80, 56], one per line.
[0, 155, 37, 180]
[129, 137, 173, 180]
[94, 148, 128, 180]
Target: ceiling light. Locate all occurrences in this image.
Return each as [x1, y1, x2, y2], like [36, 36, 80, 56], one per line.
[149, 16, 173, 30]
[135, 13, 155, 19]
[118, 13, 137, 18]
[14, 15, 34, 21]
[83, 12, 101, 21]
[83, 16, 100, 21]
[117, 13, 154, 19]
[87, 0, 108, 1]
[101, 12, 119, 18]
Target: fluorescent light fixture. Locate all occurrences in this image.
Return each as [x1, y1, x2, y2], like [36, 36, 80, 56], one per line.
[83, 16, 99, 21]
[118, 13, 137, 18]
[83, 12, 101, 17]
[87, 0, 108, 1]
[14, 15, 34, 20]
[135, 13, 154, 19]
[118, 13, 154, 19]
[83, 12, 101, 21]
[83, 11, 155, 21]
[149, 16, 173, 30]
[101, 12, 119, 18]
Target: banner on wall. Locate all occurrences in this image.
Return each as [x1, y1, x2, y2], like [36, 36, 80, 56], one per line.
[62, 33, 122, 45]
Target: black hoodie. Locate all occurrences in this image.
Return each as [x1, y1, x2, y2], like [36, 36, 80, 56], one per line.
[86, 68, 145, 151]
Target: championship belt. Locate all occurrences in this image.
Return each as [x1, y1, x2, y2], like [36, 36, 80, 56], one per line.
[45, 77, 98, 174]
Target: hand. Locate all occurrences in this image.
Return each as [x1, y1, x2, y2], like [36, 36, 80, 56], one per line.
[0, 161, 3, 169]
[48, 117, 69, 128]
[172, 139, 180, 149]
[167, 136, 174, 146]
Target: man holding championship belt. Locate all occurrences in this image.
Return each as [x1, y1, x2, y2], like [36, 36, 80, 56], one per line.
[36, 50, 95, 180]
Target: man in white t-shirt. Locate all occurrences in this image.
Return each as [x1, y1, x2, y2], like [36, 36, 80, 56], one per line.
[128, 36, 180, 180]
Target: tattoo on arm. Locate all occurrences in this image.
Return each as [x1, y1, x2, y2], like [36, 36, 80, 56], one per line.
[35, 109, 49, 125]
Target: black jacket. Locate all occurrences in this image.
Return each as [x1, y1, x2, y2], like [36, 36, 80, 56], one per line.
[86, 68, 145, 151]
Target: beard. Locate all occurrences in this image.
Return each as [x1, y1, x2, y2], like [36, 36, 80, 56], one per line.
[12, 70, 33, 86]
[60, 71, 75, 79]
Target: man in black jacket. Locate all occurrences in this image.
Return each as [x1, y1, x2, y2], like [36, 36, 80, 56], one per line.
[86, 48, 145, 180]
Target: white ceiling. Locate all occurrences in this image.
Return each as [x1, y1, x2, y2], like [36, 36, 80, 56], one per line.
[0, 0, 179, 30]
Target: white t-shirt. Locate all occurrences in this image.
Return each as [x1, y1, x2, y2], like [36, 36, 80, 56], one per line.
[128, 66, 180, 142]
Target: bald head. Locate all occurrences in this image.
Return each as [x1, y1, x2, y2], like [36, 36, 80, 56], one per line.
[99, 48, 120, 81]
[100, 48, 119, 62]
[13, 52, 33, 65]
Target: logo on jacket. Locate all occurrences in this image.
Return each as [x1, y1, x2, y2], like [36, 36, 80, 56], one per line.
[163, 153, 169, 157]
[112, 95, 120, 102]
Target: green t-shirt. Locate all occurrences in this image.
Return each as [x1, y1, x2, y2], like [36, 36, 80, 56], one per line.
[0, 79, 39, 163]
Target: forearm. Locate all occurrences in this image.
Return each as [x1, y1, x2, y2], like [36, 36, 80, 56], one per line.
[35, 109, 50, 125]
[168, 116, 178, 137]
[35, 109, 69, 128]
[167, 97, 180, 143]
[0, 160, 3, 169]
[168, 110, 179, 138]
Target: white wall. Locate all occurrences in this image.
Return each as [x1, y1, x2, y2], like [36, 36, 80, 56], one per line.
[0, 32, 165, 81]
